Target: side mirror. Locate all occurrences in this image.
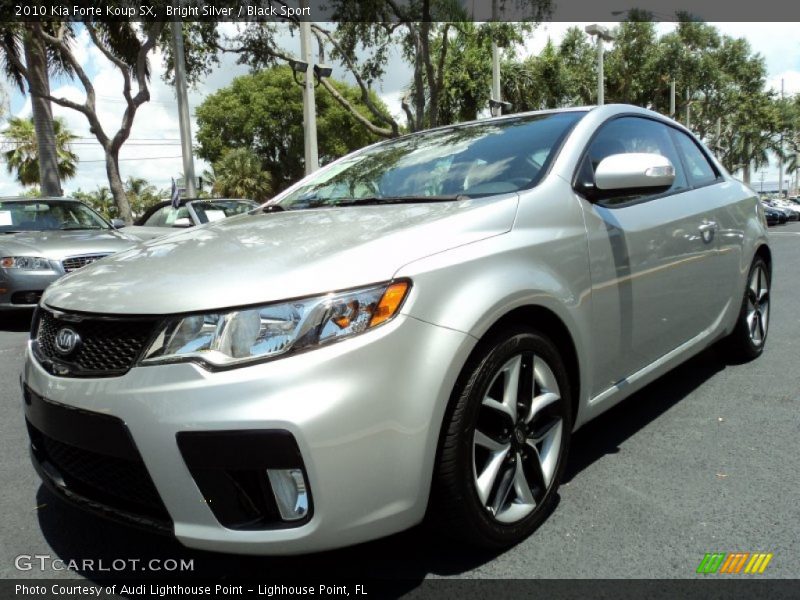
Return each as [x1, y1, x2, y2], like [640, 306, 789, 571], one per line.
[594, 153, 676, 194]
[110, 218, 126, 229]
[172, 217, 192, 228]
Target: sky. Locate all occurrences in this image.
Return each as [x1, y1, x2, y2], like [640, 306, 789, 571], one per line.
[1, 21, 798, 198]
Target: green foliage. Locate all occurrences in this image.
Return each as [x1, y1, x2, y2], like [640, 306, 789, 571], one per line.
[73, 177, 165, 220]
[195, 66, 386, 192]
[208, 148, 273, 202]
[2, 116, 77, 186]
[73, 187, 115, 220]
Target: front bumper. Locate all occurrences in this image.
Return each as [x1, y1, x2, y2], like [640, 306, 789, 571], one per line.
[0, 269, 60, 309]
[22, 313, 475, 554]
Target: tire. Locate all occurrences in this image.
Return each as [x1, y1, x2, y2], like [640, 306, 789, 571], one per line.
[430, 326, 573, 549]
[725, 255, 770, 361]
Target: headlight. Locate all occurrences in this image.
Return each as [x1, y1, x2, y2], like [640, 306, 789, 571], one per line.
[141, 280, 410, 368]
[0, 256, 53, 270]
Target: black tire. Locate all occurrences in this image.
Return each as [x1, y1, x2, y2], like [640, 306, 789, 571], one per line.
[725, 255, 770, 362]
[430, 326, 573, 549]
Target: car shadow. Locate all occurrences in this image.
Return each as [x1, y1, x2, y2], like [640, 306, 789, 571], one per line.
[34, 344, 729, 589]
[564, 344, 728, 483]
[0, 309, 34, 332]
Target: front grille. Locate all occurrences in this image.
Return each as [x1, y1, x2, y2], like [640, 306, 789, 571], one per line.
[62, 254, 109, 273]
[34, 309, 159, 377]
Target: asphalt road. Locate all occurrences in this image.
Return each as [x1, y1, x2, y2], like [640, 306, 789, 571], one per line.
[0, 223, 798, 588]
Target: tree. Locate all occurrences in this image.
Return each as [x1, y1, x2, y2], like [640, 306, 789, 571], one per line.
[73, 186, 115, 220]
[0, 23, 76, 196]
[209, 149, 273, 202]
[3, 116, 77, 187]
[124, 176, 162, 217]
[31, 22, 166, 224]
[195, 66, 386, 191]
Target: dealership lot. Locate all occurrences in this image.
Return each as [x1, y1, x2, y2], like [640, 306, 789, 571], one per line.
[0, 224, 798, 585]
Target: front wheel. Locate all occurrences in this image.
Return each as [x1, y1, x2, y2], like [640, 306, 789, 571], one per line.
[725, 255, 770, 361]
[430, 327, 572, 549]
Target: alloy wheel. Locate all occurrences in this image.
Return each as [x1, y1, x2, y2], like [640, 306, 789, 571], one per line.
[746, 264, 770, 346]
[472, 352, 564, 524]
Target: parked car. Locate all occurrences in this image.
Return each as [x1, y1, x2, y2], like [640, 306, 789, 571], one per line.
[23, 105, 770, 554]
[768, 200, 799, 221]
[0, 197, 136, 310]
[760, 202, 785, 226]
[124, 198, 259, 241]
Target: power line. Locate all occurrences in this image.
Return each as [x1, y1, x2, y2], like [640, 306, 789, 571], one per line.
[77, 156, 185, 163]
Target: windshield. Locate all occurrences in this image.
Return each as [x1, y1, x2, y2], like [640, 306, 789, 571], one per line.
[0, 200, 109, 233]
[189, 199, 258, 224]
[278, 111, 585, 210]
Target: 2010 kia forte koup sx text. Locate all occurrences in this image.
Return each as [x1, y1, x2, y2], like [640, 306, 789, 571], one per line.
[22, 105, 771, 554]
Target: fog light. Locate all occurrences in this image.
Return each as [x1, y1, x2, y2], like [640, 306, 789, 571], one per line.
[267, 468, 309, 521]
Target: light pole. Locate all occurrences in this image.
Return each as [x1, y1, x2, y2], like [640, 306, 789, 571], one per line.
[172, 20, 197, 198]
[298, 16, 318, 175]
[585, 25, 615, 106]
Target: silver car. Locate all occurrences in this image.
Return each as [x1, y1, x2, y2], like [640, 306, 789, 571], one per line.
[1, 197, 136, 310]
[21, 105, 770, 554]
[125, 198, 259, 242]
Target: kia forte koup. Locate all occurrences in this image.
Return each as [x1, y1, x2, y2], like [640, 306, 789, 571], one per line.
[22, 105, 771, 554]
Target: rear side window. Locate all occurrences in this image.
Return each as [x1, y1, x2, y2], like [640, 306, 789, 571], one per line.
[673, 131, 719, 187]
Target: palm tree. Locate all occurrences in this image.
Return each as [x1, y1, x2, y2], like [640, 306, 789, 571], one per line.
[3, 116, 77, 187]
[211, 149, 273, 202]
[0, 24, 77, 196]
[124, 176, 160, 217]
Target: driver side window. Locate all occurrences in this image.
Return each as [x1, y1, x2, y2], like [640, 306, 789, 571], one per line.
[580, 116, 688, 206]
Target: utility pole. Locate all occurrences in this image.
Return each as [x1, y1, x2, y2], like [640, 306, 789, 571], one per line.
[299, 4, 319, 175]
[670, 80, 676, 117]
[685, 88, 691, 129]
[778, 78, 784, 198]
[172, 20, 197, 198]
[490, 0, 502, 116]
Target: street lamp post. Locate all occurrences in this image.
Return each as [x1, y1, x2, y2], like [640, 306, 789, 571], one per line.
[172, 20, 197, 198]
[298, 17, 318, 175]
[585, 25, 615, 106]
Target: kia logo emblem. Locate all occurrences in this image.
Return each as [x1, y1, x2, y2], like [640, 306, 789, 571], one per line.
[54, 327, 80, 355]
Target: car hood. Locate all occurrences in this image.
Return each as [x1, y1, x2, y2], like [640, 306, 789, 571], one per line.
[1, 229, 136, 260]
[43, 195, 518, 315]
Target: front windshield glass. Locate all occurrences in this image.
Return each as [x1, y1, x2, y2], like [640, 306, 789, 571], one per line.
[278, 111, 586, 210]
[190, 199, 258, 224]
[0, 200, 109, 232]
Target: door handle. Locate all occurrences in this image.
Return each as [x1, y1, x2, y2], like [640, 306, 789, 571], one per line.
[698, 220, 718, 243]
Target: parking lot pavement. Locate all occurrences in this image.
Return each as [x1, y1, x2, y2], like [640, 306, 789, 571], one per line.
[0, 223, 798, 587]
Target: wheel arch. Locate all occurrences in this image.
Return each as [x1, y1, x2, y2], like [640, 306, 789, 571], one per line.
[426, 302, 582, 520]
[755, 243, 772, 275]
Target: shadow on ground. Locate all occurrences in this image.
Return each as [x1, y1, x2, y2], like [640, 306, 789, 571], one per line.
[0, 309, 34, 333]
[34, 344, 730, 588]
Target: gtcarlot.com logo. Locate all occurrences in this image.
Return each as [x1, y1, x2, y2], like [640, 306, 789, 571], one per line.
[15, 554, 194, 573]
[697, 552, 773, 574]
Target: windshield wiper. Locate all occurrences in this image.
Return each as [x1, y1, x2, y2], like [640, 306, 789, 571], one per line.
[59, 225, 103, 230]
[1, 230, 24, 234]
[326, 195, 467, 207]
[261, 204, 285, 213]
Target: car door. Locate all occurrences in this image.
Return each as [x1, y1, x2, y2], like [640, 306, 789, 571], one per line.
[670, 128, 745, 318]
[576, 116, 727, 396]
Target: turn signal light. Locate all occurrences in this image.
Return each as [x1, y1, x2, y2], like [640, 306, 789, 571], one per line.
[369, 281, 409, 327]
